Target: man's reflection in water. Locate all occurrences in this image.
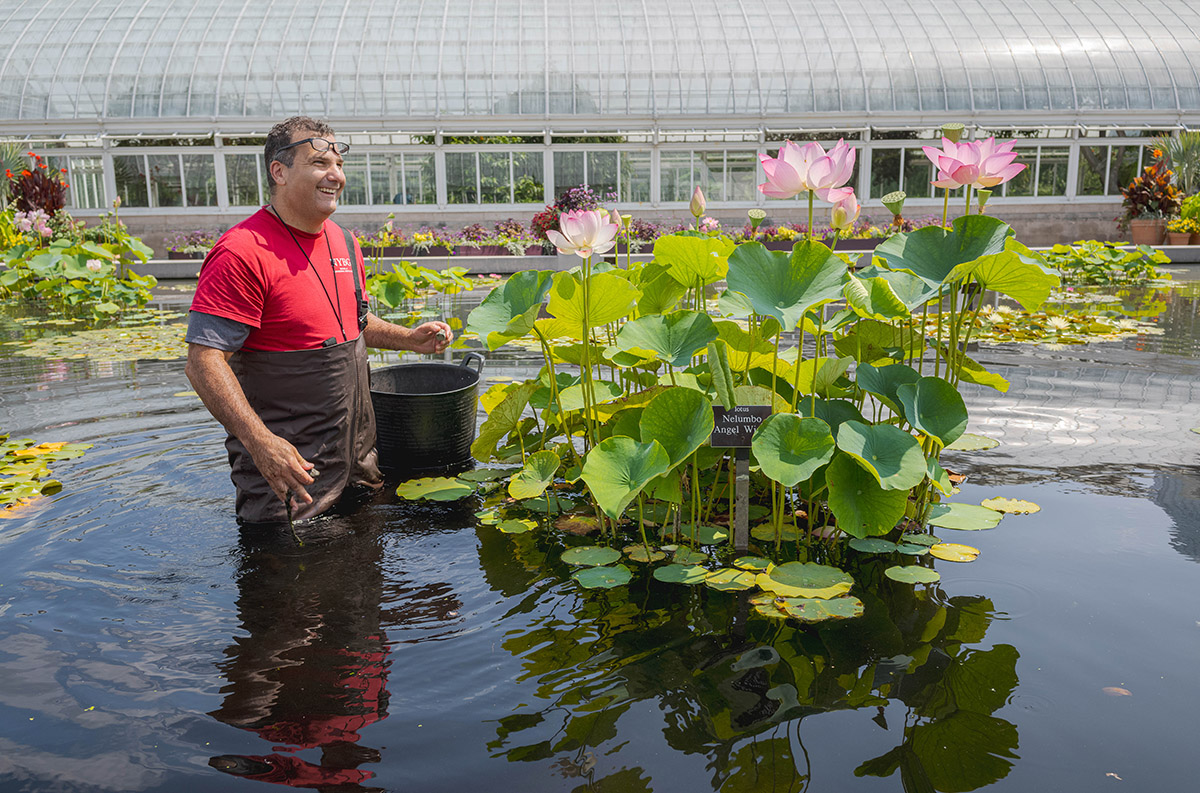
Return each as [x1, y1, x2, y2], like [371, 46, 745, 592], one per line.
[208, 523, 392, 792]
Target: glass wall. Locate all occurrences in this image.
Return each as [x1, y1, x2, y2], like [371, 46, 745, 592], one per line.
[112, 153, 218, 208]
[448, 150, 544, 205]
[553, 150, 649, 203]
[225, 153, 266, 206]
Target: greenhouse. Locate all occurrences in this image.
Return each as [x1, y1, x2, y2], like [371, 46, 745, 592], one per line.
[1, 0, 1199, 238]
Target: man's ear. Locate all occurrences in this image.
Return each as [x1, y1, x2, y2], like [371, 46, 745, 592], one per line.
[268, 159, 288, 189]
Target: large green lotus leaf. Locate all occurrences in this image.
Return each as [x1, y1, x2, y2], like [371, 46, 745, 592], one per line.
[717, 288, 755, 318]
[885, 565, 941, 584]
[874, 214, 1014, 286]
[807, 398, 866, 438]
[466, 269, 554, 349]
[775, 595, 864, 623]
[856, 362, 921, 413]
[395, 476, 474, 501]
[849, 537, 899, 554]
[844, 273, 911, 321]
[896, 376, 968, 447]
[590, 386, 670, 422]
[615, 310, 718, 368]
[507, 450, 561, 499]
[927, 502, 1003, 530]
[857, 263, 941, 310]
[945, 432, 999, 451]
[638, 387, 714, 468]
[751, 414, 835, 487]
[781, 356, 853, 396]
[581, 437, 671, 519]
[909, 711, 1019, 792]
[572, 564, 633, 589]
[934, 345, 1011, 393]
[734, 384, 790, 412]
[835, 421, 926, 490]
[948, 238, 1060, 310]
[459, 467, 513, 483]
[766, 562, 854, 599]
[726, 240, 850, 330]
[705, 568, 758, 591]
[561, 545, 622, 566]
[653, 563, 709, 584]
[635, 269, 687, 316]
[645, 466, 683, 503]
[556, 380, 624, 414]
[707, 339, 736, 410]
[750, 523, 802, 542]
[827, 453, 909, 538]
[471, 381, 538, 461]
[713, 319, 778, 370]
[547, 270, 641, 334]
[654, 233, 736, 286]
[833, 319, 923, 364]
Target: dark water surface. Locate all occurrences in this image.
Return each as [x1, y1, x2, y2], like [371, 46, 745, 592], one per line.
[2, 279, 1200, 792]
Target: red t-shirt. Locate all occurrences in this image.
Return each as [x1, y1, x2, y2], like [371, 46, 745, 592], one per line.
[190, 208, 367, 352]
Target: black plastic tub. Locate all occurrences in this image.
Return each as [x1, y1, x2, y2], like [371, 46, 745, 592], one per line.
[370, 352, 484, 475]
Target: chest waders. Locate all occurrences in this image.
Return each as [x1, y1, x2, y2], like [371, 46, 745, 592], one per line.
[226, 227, 381, 524]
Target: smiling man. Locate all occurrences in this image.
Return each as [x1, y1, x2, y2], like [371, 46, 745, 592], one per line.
[185, 116, 453, 525]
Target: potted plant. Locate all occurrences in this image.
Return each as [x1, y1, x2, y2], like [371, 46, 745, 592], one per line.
[1120, 160, 1182, 245]
[1166, 217, 1193, 245]
[164, 229, 218, 259]
[1181, 194, 1200, 245]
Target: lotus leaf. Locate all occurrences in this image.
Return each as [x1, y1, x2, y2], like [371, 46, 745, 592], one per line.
[927, 457, 954, 495]
[638, 388, 714, 468]
[394, 477, 474, 501]
[848, 538, 898, 554]
[547, 271, 641, 335]
[896, 376, 968, 447]
[707, 339, 737, 409]
[936, 345, 1011, 393]
[927, 503, 1003, 530]
[855, 263, 941, 310]
[465, 269, 554, 349]
[615, 310, 718, 368]
[856, 362, 921, 414]
[885, 565, 941, 584]
[555, 515, 600, 535]
[807, 398, 866, 438]
[896, 542, 929, 555]
[654, 233, 736, 286]
[705, 568, 758, 591]
[900, 533, 941, 547]
[844, 273, 911, 321]
[507, 450, 561, 499]
[716, 288, 755, 318]
[833, 319, 922, 364]
[779, 356, 853, 397]
[581, 437, 671, 520]
[652, 564, 709, 585]
[572, 564, 633, 589]
[623, 544, 667, 563]
[751, 414, 835, 487]
[733, 384, 788, 411]
[557, 380, 624, 414]
[826, 453, 909, 538]
[775, 595, 865, 623]
[875, 214, 1014, 286]
[765, 562, 853, 599]
[589, 386, 669, 422]
[636, 269, 688, 316]
[929, 542, 980, 562]
[475, 508, 501, 525]
[835, 421, 926, 490]
[945, 433, 1000, 451]
[749, 593, 791, 619]
[562, 545, 622, 566]
[725, 241, 850, 330]
[672, 547, 709, 565]
[459, 467, 513, 483]
[524, 495, 575, 513]
[750, 523, 802, 542]
[497, 518, 537, 534]
[734, 556, 773, 572]
[947, 238, 1060, 310]
[471, 381, 538, 460]
[980, 497, 1041, 514]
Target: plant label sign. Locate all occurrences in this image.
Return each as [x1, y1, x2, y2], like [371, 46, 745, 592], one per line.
[710, 406, 771, 447]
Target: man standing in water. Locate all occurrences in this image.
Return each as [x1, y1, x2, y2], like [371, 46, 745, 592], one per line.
[185, 116, 452, 523]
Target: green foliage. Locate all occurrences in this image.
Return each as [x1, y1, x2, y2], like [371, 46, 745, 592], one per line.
[1043, 240, 1170, 286]
[366, 261, 472, 308]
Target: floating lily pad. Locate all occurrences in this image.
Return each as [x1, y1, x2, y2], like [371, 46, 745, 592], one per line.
[561, 545, 622, 566]
[980, 496, 1041, 514]
[705, 568, 758, 591]
[929, 543, 980, 562]
[927, 503, 1003, 530]
[750, 522, 802, 542]
[765, 562, 854, 600]
[900, 532, 941, 547]
[508, 450, 561, 499]
[497, 518, 537, 534]
[775, 595, 864, 623]
[944, 433, 1000, 451]
[895, 542, 929, 556]
[885, 565, 942, 584]
[653, 564, 709, 585]
[459, 467, 513, 482]
[733, 556, 773, 572]
[524, 495, 575, 513]
[848, 538, 898, 554]
[7, 321, 187, 361]
[623, 544, 668, 563]
[572, 564, 633, 589]
[475, 508, 501, 525]
[395, 477, 474, 501]
[749, 593, 791, 619]
[665, 523, 729, 545]
[672, 547, 709, 565]
[555, 515, 600, 535]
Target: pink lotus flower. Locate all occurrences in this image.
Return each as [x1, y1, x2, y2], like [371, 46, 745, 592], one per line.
[830, 191, 861, 231]
[974, 137, 1026, 188]
[546, 209, 619, 258]
[759, 139, 856, 202]
[923, 137, 1026, 190]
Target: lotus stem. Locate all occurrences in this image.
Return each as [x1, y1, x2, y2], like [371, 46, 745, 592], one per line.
[942, 188, 950, 228]
[690, 452, 700, 549]
[964, 184, 973, 217]
[638, 494, 652, 560]
[812, 311, 825, 417]
[807, 191, 815, 241]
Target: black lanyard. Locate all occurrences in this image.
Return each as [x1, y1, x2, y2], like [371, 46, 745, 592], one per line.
[270, 207, 346, 344]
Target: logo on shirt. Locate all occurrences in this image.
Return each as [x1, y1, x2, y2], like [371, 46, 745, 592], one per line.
[332, 257, 353, 273]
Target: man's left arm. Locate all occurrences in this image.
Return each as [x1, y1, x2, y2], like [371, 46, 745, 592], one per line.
[362, 313, 453, 354]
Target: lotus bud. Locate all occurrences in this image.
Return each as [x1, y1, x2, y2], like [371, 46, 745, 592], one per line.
[941, 123, 965, 143]
[690, 186, 706, 219]
[977, 188, 993, 213]
[830, 192, 861, 231]
[881, 191, 906, 219]
[112, 196, 121, 209]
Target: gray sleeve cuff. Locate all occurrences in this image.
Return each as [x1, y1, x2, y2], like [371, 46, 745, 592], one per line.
[185, 311, 253, 352]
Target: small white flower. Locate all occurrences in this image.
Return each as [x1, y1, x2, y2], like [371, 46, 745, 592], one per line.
[85, 259, 104, 272]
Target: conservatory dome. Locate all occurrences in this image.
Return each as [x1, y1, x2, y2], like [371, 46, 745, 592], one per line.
[0, 0, 1198, 132]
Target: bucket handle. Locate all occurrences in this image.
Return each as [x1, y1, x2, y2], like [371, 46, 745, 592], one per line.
[460, 351, 485, 375]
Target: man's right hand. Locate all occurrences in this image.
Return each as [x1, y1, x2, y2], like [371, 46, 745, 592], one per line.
[246, 433, 316, 510]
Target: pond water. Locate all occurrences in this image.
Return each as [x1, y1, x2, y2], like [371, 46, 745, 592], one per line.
[1, 275, 1200, 792]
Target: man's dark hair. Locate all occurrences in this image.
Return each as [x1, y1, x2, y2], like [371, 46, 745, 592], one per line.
[264, 116, 336, 192]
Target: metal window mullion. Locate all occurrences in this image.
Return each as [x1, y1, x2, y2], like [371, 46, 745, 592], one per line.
[256, 153, 264, 205]
[399, 154, 407, 206]
[178, 153, 188, 208]
[543, 147, 553, 205]
[1033, 147, 1043, 197]
[650, 145, 660, 207]
[508, 152, 515, 204]
[214, 139, 229, 210]
[1065, 139, 1079, 200]
[434, 148, 447, 207]
[474, 151, 481, 205]
[858, 142, 871, 200]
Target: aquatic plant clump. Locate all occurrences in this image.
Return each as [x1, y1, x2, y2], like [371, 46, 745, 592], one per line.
[0, 434, 90, 512]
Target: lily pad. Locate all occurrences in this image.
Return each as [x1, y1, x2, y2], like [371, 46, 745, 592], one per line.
[980, 496, 1041, 514]
[497, 518, 538, 534]
[885, 565, 942, 584]
[900, 533, 941, 547]
[555, 515, 600, 535]
[733, 556, 773, 572]
[775, 595, 865, 623]
[653, 564, 710, 585]
[944, 433, 999, 451]
[572, 564, 633, 589]
[929, 542, 980, 562]
[665, 524, 729, 545]
[459, 467, 513, 482]
[561, 545, 622, 566]
[395, 477, 474, 501]
[765, 562, 853, 600]
[475, 508, 501, 525]
[895, 542, 929, 556]
[848, 538, 898, 554]
[672, 547, 709, 565]
[507, 450, 561, 499]
[750, 522, 802, 542]
[705, 568, 758, 591]
[927, 503, 1003, 530]
[749, 593, 791, 619]
[524, 495, 575, 513]
[623, 544, 668, 563]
